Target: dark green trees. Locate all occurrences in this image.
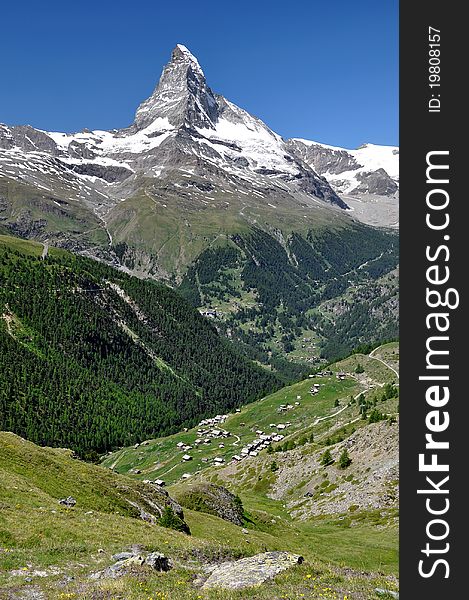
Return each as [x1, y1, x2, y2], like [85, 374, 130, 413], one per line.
[0, 239, 279, 456]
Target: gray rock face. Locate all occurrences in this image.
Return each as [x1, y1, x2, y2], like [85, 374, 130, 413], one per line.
[145, 551, 172, 571]
[201, 551, 304, 589]
[352, 168, 398, 196]
[287, 139, 360, 176]
[68, 162, 133, 183]
[134, 45, 219, 131]
[111, 551, 135, 561]
[287, 139, 399, 199]
[90, 550, 172, 580]
[0, 125, 59, 154]
[125, 489, 187, 529]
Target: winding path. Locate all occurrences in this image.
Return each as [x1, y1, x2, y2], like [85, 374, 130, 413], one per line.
[369, 345, 400, 379]
[152, 461, 180, 479]
[313, 403, 349, 425]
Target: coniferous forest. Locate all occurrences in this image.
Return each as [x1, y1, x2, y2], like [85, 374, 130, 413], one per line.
[179, 225, 399, 369]
[0, 237, 279, 457]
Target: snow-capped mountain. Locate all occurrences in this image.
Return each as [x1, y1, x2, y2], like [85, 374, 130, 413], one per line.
[0, 44, 399, 277]
[285, 138, 399, 229]
[286, 138, 399, 196]
[0, 45, 399, 371]
[0, 44, 345, 221]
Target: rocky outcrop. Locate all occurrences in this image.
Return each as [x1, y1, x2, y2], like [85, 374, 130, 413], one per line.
[120, 482, 189, 532]
[287, 139, 360, 176]
[58, 496, 76, 507]
[352, 168, 399, 196]
[270, 419, 399, 519]
[68, 162, 133, 183]
[175, 482, 244, 526]
[287, 139, 399, 199]
[0, 125, 59, 154]
[200, 551, 303, 589]
[90, 549, 172, 580]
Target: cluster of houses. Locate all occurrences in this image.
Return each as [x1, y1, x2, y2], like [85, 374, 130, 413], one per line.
[142, 472, 192, 487]
[143, 477, 166, 486]
[310, 383, 321, 395]
[125, 370, 351, 489]
[173, 413, 291, 469]
[310, 370, 333, 378]
[232, 429, 286, 462]
[197, 413, 229, 428]
[174, 413, 234, 463]
[277, 399, 301, 413]
[308, 371, 346, 394]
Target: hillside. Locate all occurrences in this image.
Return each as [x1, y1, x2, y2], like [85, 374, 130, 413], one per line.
[0, 407, 399, 599]
[0, 235, 279, 457]
[177, 225, 398, 373]
[104, 343, 399, 495]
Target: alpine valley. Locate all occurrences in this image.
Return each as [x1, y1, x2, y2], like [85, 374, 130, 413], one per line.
[0, 44, 399, 376]
[0, 45, 399, 599]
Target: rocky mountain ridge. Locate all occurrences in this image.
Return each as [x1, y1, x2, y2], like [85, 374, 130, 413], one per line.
[0, 44, 346, 228]
[0, 45, 399, 265]
[287, 138, 399, 196]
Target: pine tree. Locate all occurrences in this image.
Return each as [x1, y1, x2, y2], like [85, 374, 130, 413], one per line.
[338, 448, 352, 469]
[321, 448, 334, 466]
[158, 506, 190, 534]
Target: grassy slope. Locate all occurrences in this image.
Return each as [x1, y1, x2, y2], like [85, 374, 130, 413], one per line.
[0, 234, 64, 258]
[104, 346, 399, 486]
[0, 177, 108, 247]
[98, 345, 400, 594]
[0, 432, 398, 600]
[105, 178, 350, 278]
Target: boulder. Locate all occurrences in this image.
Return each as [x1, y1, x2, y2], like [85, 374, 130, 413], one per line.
[201, 551, 303, 589]
[58, 496, 76, 507]
[111, 551, 135, 561]
[90, 550, 172, 580]
[119, 555, 145, 568]
[145, 552, 172, 572]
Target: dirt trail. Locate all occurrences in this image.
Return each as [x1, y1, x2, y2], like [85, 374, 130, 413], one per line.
[369, 345, 399, 379]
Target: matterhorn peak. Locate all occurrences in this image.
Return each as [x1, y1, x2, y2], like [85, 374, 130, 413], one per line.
[171, 44, 204, 75]
[134, 44, 219, 131]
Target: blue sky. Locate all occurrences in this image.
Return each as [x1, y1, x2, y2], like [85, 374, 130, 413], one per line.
[0, 1, 398, 148]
